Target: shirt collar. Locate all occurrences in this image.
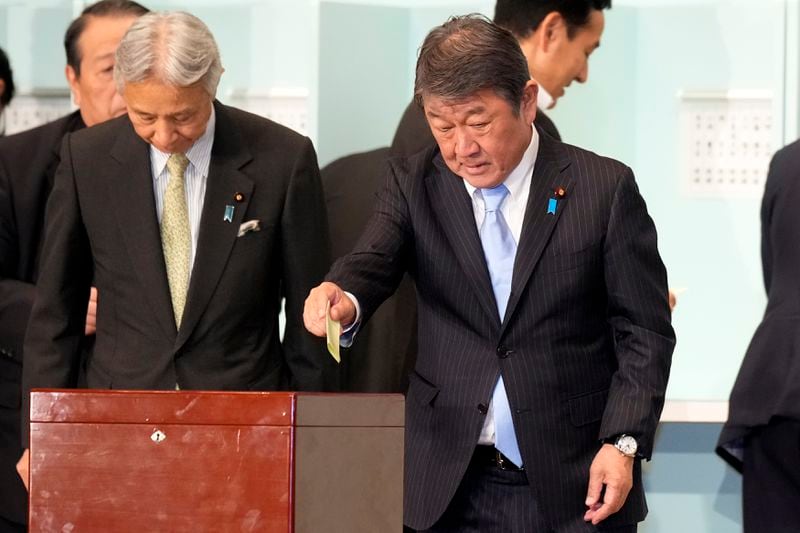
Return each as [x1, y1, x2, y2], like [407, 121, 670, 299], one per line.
[535, 81, 555, 110]
[151, 105, 216, 179]
[463, 126, 540, 202]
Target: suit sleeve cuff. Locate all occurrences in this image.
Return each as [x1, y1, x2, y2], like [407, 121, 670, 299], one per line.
[340, 291, 361, 348]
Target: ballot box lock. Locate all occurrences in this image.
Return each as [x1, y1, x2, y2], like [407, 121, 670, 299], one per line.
[150, 429, 167, 443]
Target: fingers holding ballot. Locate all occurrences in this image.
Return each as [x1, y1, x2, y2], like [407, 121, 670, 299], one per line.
[303, 281, 357, 338]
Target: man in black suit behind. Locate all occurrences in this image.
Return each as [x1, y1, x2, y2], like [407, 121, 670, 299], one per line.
[391, 0, 611, 157]
[717, 140, 800, 532]
[306, 15, 673, 533]
[322, 148, 417, 393]
[18, 10, 335, 489]
[0, 2, 148, 529]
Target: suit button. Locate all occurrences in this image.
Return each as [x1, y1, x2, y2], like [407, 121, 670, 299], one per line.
[477, 403, 488, 414]
[496, 346, 513, 359]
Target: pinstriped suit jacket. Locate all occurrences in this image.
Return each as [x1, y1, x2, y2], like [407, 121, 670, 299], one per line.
[329, 128, 674, 531]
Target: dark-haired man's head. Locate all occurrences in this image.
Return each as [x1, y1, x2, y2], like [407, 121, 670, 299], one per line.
[63, 0, 149, 126]
[494, 0, 611, 107]
[0, 47, 14, 109]
[415, 15, 538, 189]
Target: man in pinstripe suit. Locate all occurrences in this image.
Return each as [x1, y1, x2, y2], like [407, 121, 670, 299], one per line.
[305, 15, 674, 533]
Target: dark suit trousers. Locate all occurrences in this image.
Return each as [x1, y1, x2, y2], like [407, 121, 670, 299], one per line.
[0, 515, 25, 533]
[743, 417, 800, 533]
[0, 370, 26, 528]
[405, 447, 637, 533]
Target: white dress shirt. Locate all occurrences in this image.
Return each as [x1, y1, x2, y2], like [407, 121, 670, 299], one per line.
[535, 81, 555, 110]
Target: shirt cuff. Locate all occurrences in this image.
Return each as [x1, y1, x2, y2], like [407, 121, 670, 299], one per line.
[340, 291, 362, 348]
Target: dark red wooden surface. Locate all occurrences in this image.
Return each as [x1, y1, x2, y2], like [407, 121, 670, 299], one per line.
[29, 390, 297, 532]
[30, 389, 295, 426]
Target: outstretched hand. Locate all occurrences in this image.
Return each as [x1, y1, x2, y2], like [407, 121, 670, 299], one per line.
[303, 281, 356, 337]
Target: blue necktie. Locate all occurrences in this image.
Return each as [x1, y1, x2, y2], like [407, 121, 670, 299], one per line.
[480, 185, 522, 467]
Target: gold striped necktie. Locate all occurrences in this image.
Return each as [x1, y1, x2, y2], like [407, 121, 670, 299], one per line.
[161, 153, 191, 329]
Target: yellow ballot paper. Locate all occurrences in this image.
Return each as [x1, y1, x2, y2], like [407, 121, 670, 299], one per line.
[326, 300, 341, 363]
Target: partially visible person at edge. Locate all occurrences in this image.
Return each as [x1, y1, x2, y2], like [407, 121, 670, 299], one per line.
[0, 2, 148, 529]
[718, 138, 800, 533]
[0, 47, 15, 135]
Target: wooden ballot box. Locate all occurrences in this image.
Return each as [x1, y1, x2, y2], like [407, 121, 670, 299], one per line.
[28, 390, 404, 532]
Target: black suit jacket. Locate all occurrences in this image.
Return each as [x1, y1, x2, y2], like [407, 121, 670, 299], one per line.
[718, 140, 800, 470]
[321, 148, 417, 392]
[22, 102, 336, 445]
[390, 99, 561, 157]
[0, 111, 85, 525]
[329, 130, 674, 531]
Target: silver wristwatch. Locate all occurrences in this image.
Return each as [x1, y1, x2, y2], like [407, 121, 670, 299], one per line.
[612, 434, 638, 458]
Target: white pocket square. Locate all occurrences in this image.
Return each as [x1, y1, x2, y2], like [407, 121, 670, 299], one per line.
[237, 219, 261, 237]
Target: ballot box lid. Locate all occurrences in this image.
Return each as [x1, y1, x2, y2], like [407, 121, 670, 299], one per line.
[30, 389, 405, 427]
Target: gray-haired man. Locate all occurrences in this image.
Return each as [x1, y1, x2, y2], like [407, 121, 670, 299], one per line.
[18, 11, 335, 487]
[305, 15, 673, 532]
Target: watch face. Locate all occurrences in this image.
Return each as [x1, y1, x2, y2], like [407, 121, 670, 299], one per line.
[616, 435, 638, 456]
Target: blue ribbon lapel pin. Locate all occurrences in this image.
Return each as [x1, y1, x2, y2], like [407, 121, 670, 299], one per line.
[223, 205, 235, 223]
[547, 187, 567, 215]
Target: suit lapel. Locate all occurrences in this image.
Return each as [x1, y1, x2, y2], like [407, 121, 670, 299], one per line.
[175, 103, 254, 350]
[109, 120, 176, 341]
[502, 130, 572, 330]
[429, 155, 500, 325]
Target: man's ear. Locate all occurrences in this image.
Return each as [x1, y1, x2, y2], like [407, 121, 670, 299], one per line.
[65, 65, 81, 107]
[521, 80, 538, 123]
[539, 11, 568, 53]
